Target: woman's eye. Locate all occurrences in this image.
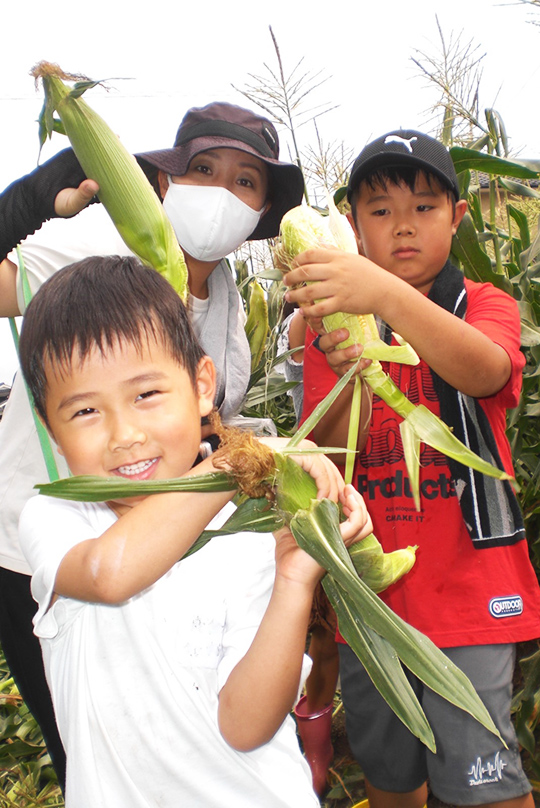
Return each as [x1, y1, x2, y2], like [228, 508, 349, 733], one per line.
[238, 177, 254, 188]
[194, 164, 211, 175]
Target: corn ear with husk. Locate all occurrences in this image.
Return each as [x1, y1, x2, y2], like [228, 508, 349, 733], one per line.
[31, 62, 189, 300]
[268, 452, 502, 751]
[245, 279, 269, 374]
[274, 200, 513, 507]
[37, 396, 504, 752]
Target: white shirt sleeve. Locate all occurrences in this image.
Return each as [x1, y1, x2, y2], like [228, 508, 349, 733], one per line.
[19, 496, 116, 637]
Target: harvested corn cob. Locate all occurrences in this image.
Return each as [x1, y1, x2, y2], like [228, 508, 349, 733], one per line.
[274, 201, 512, 507]
[31, 62, 189, 300]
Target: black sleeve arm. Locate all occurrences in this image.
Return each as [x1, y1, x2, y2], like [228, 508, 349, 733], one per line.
[0, 148, 91, 261]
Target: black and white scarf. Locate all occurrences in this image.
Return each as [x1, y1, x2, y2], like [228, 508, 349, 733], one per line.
[383, 262, 525, 549]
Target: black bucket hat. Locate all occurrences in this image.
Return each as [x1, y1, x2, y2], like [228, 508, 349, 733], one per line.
[137, 102, 305, 240]
[347, 129, 460, 202]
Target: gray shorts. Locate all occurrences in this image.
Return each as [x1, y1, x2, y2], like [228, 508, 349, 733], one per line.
[338, 642, 532, 805]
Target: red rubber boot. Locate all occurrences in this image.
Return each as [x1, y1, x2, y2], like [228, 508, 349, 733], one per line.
[294, 695, 334, 797]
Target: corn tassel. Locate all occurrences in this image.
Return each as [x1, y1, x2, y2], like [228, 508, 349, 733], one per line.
[274, 201, 512, 508]
[31, 62, 189, 301]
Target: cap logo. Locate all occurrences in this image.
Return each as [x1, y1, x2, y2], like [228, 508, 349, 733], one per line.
[262, 124, 277, 152]
[384, 135, 418, 153]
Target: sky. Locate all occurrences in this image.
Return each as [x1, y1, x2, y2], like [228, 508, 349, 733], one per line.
[0, 0, 539, 382]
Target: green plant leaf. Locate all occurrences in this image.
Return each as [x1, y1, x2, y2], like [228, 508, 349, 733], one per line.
[288, 363, 358, 448]
[498, 178, 540, 200]
[452, 213, 495, 281]
[323, 575, 436, 751]
[289, 499, 505, 748]
[451, 147, 540, 179]
[36, 471, 236, 501]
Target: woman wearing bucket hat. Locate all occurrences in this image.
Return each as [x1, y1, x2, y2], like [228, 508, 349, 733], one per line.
[1, 101, 304, 420]
[0, 101, 304, 792]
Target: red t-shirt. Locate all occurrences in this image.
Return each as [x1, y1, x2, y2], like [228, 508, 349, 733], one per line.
[301, 279, 540, 648]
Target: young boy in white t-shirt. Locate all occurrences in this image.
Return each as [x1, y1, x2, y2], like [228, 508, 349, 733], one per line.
[17, 254, 371, 807]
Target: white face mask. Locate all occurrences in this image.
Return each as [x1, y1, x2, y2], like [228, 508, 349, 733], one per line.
[162, 181, 264, 262]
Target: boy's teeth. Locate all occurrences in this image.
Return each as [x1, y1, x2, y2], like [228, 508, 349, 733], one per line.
[117, 458, 156, 476]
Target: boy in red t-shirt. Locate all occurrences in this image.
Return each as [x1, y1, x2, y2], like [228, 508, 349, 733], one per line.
[284, 130, 540, 808]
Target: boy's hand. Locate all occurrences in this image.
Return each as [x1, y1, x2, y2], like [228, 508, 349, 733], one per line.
[339, 484, 373, 546]
[284, 248, 388, 320]
[315, 328, 371, 379]
[259, 437, 344, 502]
[273, 484, 372, 588]
[54, 179, 100, 217]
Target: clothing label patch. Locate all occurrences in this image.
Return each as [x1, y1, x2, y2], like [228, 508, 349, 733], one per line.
[489, 595, 523, 618]
[468, 751, 507, 786]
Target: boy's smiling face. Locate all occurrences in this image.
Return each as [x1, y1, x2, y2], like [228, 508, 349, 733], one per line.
[349, 173, 467, 295]
[44, 335, 215, 516]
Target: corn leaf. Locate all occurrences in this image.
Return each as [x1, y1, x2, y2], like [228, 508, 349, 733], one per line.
[36, 472, 236, 501]
[323, 575, 436, 752]
[290, 498, 505, 748]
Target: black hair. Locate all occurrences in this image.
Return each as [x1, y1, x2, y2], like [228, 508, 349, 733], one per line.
[19, 255, 205, 425]
[349, 165, 457, 226]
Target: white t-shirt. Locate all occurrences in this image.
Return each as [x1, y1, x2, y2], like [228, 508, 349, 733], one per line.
[0, 206, 131, 574]
[19, 497, 317, 808]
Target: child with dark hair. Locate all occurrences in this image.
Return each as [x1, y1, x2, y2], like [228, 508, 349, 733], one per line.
[0, 100, 304, 788]
[17, 254, 371, 807]
[285, 130, 540, 808]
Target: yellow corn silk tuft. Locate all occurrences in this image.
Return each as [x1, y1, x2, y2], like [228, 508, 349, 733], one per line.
[31, 62, 189, 301]
[274, 200, 513, 508]
[210, 414, 277, 501]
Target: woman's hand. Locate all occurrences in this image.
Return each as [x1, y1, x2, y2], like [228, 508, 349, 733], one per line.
[54, 179, 100, 217]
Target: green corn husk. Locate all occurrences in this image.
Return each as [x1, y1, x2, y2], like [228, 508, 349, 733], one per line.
[274, 200, 512, 506]
[245, 279, 269, 373]
[348, 533, 417, 594]
[289, 498, 504, 752]
[31, 62, 189, 300]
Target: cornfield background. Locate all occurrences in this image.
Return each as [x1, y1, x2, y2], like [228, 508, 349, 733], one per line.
[1, 16, 540, 807]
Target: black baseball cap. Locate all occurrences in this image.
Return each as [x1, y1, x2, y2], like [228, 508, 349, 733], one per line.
[138, 102, 305, 240]
[347, 129, 460, 202]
